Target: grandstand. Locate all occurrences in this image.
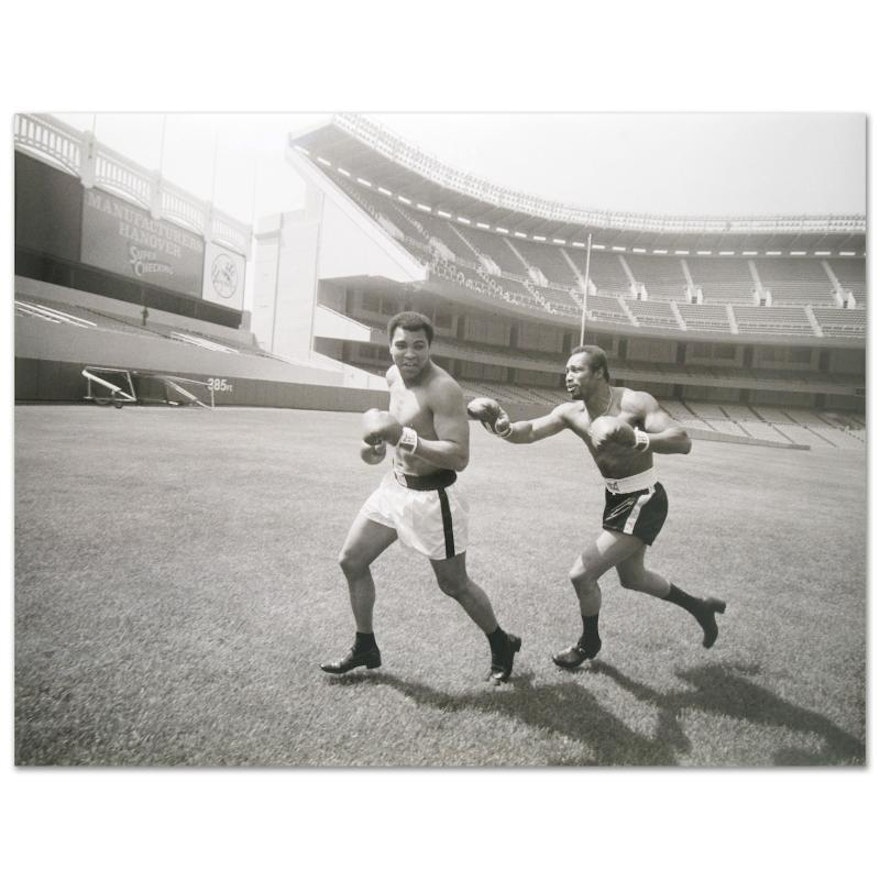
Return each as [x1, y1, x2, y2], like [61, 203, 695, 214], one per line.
[13, 112, 866, 450]
[826, 258, 866, 303]
[625, 254, 689, 302]
[269, 115, 864, 426]
[752, 257, 836, 307]
[686, 257, 757, 304]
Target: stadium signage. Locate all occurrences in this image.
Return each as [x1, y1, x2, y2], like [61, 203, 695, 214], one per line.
[81, 188, 205, 296]
[202, 242, 245, 310]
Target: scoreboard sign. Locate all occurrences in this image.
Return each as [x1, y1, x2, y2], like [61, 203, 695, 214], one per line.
[202, 242, 245, 310]
[81, 188, 205, 296]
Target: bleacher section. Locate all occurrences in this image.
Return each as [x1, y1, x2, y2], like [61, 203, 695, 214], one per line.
[584, 294, 633, 326]
[533, 285, 580, 315]
[812, 307, 867, 339]
[733, 305, 816, 337]
[772, 422, 833, 447]
[686, 257, 756, 304]
[515, 239, 583, 288]
[656, 399, 710, 432]
[626, 255, 688, 302]
[677, 303, 731, 333]
[753, 258, 836, 307]
[430, 259, 539, 310]
[684, 402, 747, 436]
[740, 419, 790, 443]
[827, 259, 866, 301]
[386, 202, 435, 245]
[457, 225, 528, 275]
[409, 212, 474, 262]
[627, 299, 681, 330]
[319, 170, 867, 361]
[589, 252, 632, 296]
[686, 402, 729, 420]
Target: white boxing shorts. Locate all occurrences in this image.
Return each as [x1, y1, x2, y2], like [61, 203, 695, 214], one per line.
[360, 469, 469, 560]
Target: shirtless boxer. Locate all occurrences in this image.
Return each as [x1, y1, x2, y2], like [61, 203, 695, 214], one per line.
[468, 344, 725, 669]
[321, 311, 521, 683]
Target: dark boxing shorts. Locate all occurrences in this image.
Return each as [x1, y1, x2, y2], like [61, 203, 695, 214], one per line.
[602, 470, 668, 546]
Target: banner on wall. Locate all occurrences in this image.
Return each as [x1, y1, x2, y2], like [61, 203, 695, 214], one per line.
[202, 242, 246, 310]
[81, 188, 205, 296]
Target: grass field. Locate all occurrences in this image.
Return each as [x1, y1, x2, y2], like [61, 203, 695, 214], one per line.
[14, 404, 867, 767]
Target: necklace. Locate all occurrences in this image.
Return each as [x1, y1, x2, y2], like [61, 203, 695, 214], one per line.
[587, 388, 614, 419]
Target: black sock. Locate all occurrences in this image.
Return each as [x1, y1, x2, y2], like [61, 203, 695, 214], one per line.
[579, 614, 601, 650]
[487, 626, 508, 653]
[355, 631, 377, 651]
[664, 584, 702, 615]
[664, 584, 723, 648]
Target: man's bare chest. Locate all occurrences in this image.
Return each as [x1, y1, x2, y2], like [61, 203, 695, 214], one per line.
[390, 388, 436, 436]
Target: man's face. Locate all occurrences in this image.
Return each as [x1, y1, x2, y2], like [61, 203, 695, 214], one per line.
[564, 352, 599, 399]
[390, 326, 431, 379]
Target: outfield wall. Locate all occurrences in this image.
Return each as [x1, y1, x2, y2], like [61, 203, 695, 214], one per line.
[14, 360, 812, 450]
[15, 357, 390, 413]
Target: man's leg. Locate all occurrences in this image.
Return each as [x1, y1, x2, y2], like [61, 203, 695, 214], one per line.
[430, 553, 521, 683]
[320, 514, 397, 674]
[616, 548, 726, 648]
[553, 529, 643, 669]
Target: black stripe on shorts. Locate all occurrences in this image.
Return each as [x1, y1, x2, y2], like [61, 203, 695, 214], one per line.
[437, 487, 456, 558]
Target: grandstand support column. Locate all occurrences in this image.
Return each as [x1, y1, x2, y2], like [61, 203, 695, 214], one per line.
[578, 232, 593, 345]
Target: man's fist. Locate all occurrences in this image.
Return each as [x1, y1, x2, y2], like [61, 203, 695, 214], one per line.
[466, 397, 512, 437]
[588, 415, 636, 451]
[360, 440, 387, 465]
[362, 408, 403, 446]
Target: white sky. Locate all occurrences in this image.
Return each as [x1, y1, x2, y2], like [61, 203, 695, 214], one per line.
[52, 111, 865, 224]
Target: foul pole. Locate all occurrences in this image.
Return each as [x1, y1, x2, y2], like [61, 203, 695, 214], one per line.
[579, 231, 593, 346]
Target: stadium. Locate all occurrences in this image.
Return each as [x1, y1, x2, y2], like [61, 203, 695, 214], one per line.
[13, 112, 867, 767]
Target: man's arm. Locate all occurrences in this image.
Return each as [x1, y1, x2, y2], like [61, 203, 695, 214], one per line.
[505, 406, 571, 444]
[414, 378, 470, 470]
[634, 392, 692, 455]
[467, 396, 571, 444]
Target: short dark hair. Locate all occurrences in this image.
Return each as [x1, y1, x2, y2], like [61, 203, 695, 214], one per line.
[387, 311, 434, 345]
[570, 344, 610, 381]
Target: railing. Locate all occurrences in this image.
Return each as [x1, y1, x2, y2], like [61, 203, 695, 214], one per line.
[333, 113, 866, 237]
[14, 114, 82, 176]
[14, 113, 251, 256]
[94, 143, 154, 210]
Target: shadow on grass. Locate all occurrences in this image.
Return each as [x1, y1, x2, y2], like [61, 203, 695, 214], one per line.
[592, 661, 864, 767]
[325, 660, 864, 767]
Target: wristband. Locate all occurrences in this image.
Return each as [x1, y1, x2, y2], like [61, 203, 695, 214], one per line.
[398, 426, 418, 453]
[633, 429, 650, 451]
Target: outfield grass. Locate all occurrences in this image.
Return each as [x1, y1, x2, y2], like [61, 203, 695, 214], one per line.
[14, 405, 866, 766]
